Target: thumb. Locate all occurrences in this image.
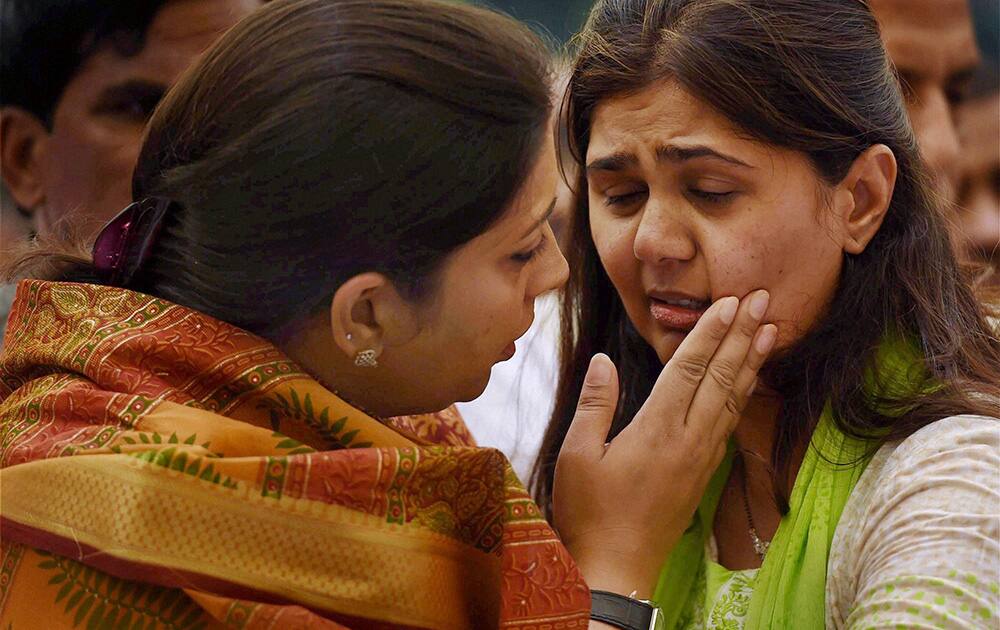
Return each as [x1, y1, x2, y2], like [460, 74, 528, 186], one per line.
[562, 353, 620, 460]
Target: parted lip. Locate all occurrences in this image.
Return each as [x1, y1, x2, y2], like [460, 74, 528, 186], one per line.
[646, 289, 711, 309]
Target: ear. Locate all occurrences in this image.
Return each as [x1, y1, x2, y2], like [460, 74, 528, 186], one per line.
[0, 107, 50, 214]
[833, 144, 897, 255]
[329, 272, 419, 362]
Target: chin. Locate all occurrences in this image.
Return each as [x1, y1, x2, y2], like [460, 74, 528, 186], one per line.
[452, 368, 494, 404]
[644, 327, 686, 365]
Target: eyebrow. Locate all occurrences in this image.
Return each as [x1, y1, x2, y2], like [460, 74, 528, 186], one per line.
[586, 152, 639, 172]
[586, 144, 753, 172]
[655, 144, 753, 169]
[520, 197, 557, 241]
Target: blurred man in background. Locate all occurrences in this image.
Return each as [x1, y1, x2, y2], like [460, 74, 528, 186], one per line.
[956, 93, 1000, 271]
[956, 0, 999, 274]
[0, 0, 261, 243]
[870, 0, 979, 204]
[870, 0, 999, 270]
[0, 0, 260, 339]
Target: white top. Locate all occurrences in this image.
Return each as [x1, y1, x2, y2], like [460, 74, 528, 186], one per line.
[688, 414, 1000, 628]
[826, 413, 999, 628]
[456, 292, 561, 483]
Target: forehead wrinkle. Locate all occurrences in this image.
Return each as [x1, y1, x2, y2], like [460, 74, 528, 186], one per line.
[871, 0, 971, 25]
[589, 80, 779, 173]
[885, 32, 979, 79]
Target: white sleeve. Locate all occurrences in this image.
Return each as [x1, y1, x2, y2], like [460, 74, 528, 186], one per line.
[830, 415, 1000, 629]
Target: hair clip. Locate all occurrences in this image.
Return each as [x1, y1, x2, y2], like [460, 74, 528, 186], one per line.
[92, 196, 174, 287]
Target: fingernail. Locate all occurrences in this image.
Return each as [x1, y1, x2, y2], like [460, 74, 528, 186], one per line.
[586, 354, 611, 386]
[749, 290, 770, 321]
[718, 296, 739, 326]
[755, 324, 777, 354]
[747, 377, 759, 396]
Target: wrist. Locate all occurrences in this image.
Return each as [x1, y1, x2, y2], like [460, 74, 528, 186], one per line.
[571, 548, 662, 600]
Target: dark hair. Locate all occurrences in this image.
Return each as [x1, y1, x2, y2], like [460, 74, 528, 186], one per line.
[0, 0, 171, 125]
[7, 0, 554, 339]
[533, 0, 1000, 517]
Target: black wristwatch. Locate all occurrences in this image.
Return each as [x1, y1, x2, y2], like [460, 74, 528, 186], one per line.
[590, 590, 664, 630]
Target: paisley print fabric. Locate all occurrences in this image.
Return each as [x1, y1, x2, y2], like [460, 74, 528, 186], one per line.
[0, 280, 589, 629]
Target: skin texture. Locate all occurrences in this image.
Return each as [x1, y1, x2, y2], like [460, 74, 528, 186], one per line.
[956, 93, 1000, 265]
[585, 79, 896, 573]
[0, 0, 261, 239]
[284, 138, 570, 417]
[555, 297, 776, 601]
[0, 189, 30, 256]
[586, 82, 844, 361]
[870, 0, 979, 204]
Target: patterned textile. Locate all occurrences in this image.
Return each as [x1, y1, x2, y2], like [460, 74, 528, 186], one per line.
[0, 280, 589, 629]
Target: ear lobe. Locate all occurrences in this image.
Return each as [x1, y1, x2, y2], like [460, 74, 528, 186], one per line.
[841, 144, 897, 255]
[0, 107, 50, 213]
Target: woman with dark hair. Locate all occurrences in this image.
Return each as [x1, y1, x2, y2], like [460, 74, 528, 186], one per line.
[536, 0, 1000, 627]
[0, 0, 773, 627]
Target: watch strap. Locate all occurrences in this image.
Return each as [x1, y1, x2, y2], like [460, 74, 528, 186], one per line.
[590, 589, 659, 630]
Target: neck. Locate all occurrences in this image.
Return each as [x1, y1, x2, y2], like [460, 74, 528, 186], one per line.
[732, 392, 782, 465]
[273, 321, 397, 419]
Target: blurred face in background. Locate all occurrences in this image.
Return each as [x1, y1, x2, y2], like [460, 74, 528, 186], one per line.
[956, 93, 1000, 265]
[0, 0, 260, 240]
[870, 0, 979, 204]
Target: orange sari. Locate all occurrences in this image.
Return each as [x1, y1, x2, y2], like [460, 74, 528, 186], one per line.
[0, 280, 589, 629]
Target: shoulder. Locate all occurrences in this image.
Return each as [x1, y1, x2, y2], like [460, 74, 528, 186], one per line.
[875, 414, 998, 484]
[888, 413, 998, 458]
[853, 414, 998, 525]
[827, 415, 1000, 628]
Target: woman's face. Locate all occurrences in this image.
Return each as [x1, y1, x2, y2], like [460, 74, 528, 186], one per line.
[586, 81, 844, 364]
[383, 139, 569, 411]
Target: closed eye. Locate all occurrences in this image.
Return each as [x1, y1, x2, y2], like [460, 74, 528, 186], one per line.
[606, 190, 647, 206]
[511, 232, 548, 264]
[689, 189, 735, 203]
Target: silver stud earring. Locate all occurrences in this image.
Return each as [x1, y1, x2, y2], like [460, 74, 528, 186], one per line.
[354, 349, 378, 368]
[346, 333, 353, 341]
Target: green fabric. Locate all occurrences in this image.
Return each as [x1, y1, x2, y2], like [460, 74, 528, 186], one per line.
[703, 562, 756, 625]
[653, 336, 932, 629]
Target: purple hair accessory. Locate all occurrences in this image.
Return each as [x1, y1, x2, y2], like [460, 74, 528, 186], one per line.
[92, 196, 173, 287]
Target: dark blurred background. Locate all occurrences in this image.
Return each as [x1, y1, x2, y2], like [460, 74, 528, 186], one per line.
[475, 0, 593, 43]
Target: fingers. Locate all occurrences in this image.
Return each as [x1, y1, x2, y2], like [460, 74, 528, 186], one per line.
[685, 290, 771, 436]
[633, 296, 738, 437]
[708, 323, 777, 446]
[560, 354, 620, 462]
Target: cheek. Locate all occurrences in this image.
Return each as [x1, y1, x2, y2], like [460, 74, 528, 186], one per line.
[705, 206, 843, 347]
[590, 210, 638, 293]
[438, 265, 530, 356]
[46, 116, 143, 223]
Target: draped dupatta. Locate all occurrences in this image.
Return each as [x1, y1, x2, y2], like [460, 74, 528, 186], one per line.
[654, 335, 931, 629]
[0, 280, 589, 629]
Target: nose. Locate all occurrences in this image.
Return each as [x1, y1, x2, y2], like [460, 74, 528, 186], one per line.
[633, 201, 697, 264]
[911, 87, 961, 202]
[530, 226, 570, 298]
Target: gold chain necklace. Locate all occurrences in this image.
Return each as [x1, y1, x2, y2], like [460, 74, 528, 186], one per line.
[737, 452, 771, 558]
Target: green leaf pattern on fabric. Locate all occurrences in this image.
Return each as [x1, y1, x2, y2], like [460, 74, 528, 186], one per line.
[707, 570, 756, 629]
[256, 389, 373, 450]
[679, 563, 758, 630]
[36, 550, 208, 629]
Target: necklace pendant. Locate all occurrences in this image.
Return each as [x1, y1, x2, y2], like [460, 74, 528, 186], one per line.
[749, 527, 770, 557]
